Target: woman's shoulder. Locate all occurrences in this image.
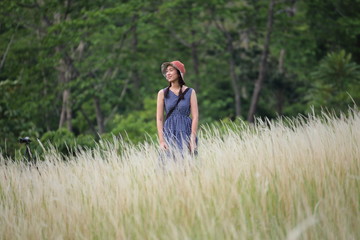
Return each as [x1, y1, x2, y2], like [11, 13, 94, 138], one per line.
[158, 87, 169, 92]
[157, 88, 166, 97]
[183, 85, 192, 91]
[183, 86, 195, 94]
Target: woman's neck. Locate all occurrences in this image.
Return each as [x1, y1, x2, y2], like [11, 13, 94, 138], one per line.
[170, 81, 181, 89]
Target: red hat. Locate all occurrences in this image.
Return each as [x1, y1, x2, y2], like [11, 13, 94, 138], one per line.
[161, 60, 186, 80]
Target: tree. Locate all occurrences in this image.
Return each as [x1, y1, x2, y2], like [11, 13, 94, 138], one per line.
[155, 0, 214, 92]
[309, 50, 360, 111]
[210, 0, 259, 118]
[247, 0, 275, 123]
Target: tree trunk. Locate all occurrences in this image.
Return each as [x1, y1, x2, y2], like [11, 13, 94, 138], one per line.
[59, 91, 66, 129]
[41, 71, 51, 131]
[131, 15, 141, 90]
[54, 4, 78, 132]
[191, 43, 200, 90]
[228, 38, 241, 117]
[94, 96, 105, 134]
[79, 107, 97, 135]
[276, 49, 285, 114]
[191, 27, 200, 91]
[214, 18, 242, 117]
[59, 88, 72, 131]
[57, 51, 75, 131]
[247, 0, 275, 123]
[65, 89, 72, 131]
[54, 8, 72, 131]
[0, 31, 15, 72]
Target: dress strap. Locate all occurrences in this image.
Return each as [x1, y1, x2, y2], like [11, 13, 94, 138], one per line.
[165, 88, 191, 120]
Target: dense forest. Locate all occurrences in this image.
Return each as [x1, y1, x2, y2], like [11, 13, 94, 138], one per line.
[1, 0, 359, 157]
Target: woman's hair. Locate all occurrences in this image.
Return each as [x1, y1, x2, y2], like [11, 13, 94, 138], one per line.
[164, 69, 186, 99]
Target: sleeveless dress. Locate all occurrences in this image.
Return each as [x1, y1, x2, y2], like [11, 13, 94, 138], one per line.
[163, 87, 194, 152]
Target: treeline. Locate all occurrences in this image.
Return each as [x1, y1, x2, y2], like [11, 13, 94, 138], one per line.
[1, 0, 359, 158]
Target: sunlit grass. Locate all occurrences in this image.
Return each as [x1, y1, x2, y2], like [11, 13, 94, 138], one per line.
[1, 109, 359, 239]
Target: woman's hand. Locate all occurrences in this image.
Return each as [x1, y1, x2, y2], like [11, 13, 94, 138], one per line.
[160, 141, 168, 150]
[189, 135, 197, 154]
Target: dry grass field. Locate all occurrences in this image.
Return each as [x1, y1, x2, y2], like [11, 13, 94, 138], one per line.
[1, 109, 359, 239]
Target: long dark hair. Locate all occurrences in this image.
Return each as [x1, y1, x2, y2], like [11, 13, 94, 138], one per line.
[164, 69, 186, 99]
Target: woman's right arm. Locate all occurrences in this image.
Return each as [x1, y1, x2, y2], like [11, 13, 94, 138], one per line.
[156, 89, 168, 149]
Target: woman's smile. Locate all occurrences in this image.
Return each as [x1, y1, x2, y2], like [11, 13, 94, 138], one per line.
[165, 66, 179, 82]
[167, 75, 175, 81]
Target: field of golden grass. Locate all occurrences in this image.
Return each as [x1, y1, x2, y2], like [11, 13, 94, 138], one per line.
[1, 109, 359, 239]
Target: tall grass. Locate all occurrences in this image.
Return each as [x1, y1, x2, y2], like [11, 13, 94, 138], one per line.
[1, 109, 359, 240]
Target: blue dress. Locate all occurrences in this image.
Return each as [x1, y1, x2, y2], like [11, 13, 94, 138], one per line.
[163, 88, 194, 152]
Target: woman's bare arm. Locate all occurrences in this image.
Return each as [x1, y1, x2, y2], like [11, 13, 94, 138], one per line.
[156, 89, 168, 149]
[190, 89, 199, 151]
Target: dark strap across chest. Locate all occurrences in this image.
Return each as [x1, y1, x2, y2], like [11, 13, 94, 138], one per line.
[165, 88, 190, 121]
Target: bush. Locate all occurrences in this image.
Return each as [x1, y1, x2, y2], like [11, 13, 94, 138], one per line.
[39, 128, 95, 156]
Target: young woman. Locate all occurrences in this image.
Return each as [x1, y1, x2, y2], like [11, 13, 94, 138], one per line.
[156, 60, 198, 155]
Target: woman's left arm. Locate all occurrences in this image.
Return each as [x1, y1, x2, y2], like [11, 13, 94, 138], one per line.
[190, 89, 199, 152]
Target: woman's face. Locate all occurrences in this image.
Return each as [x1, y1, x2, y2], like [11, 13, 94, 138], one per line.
[165, 65, 179, 83]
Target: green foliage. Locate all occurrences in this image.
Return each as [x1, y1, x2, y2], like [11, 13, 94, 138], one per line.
[0, 80, 40, 158]
[1, 0, 359, 158]
[303, 0, 360, 61]
[40, 128, 76, 155]
[75, 134, 97, 149]
[201, 117, 250, 141]
[102, 97, 157, 144]
[309, 50, 360, 111]
[312, 50, 360, 88]
[39, 128, 95, 156]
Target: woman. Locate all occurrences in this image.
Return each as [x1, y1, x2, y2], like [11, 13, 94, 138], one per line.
[156, 60, 198, 156]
